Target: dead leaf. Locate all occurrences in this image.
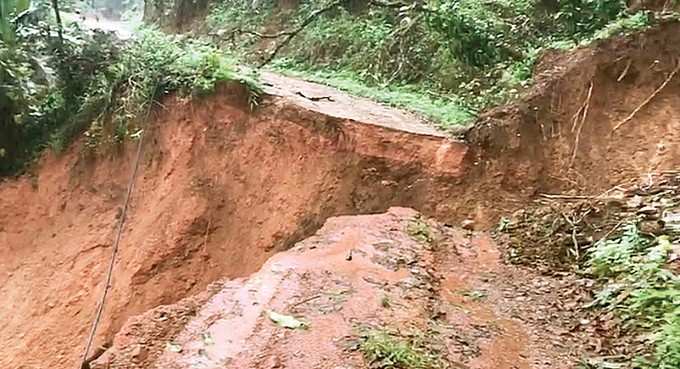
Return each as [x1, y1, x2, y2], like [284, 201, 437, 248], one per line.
[202, 332, 214, 345]
[267, 310, 308, 329]
[167, 342, 183, 353]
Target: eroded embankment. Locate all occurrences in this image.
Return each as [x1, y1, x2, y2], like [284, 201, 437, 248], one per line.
[2, 20, 680, 369]
[0, 84, 467, 369]
[468, 20, 680, 195]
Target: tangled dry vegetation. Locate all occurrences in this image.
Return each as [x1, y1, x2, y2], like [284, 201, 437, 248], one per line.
[498, 172, 680, 369]
[499, 171, 680, 272]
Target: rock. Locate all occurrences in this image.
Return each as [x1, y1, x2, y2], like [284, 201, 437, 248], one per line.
[639, 220, 664, 235]
[90, 350, 114, 369]
[637, 206, 659, 215]
[461, 219, 475, 230]
[130, 345, 147, 362]
[627, 195, 643, 208]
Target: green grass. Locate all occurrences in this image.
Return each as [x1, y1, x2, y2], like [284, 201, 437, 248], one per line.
[406, 216, 435, 244]
[591, 11, 653, 41]
[273, 66, 474, 130]
[585, 225, 680, 369]
[205, 0, 655, 132]
[360, 329, 444, 369]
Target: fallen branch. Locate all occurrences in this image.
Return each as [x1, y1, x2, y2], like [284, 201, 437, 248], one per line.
[539, 194, 599, 200]
[291, 294, 323, 308]
[295, 91, 334, 102]
[612, 59, 680, 132]
[561, 213, 580, 261]
[235, 28, 296, 39]
[258, 0, 343, 68]
[368, 0, 435, 14]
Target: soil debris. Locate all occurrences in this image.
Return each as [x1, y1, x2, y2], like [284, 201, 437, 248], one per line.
[4, 19, 680, 369]
[88, 209, 588, 369]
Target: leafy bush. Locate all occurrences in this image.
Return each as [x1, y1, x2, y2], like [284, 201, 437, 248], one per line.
[653, 312, 680, 369]
[0, 0, 32, 44]
[586, 225, 680, 369]
[0, 40, 50, 173]
[1, 23, 259, 175]
[554, 0, 628, 39]
[53, 28, 260, 151]
[591, 11, 652, 40]
[425, 0, 520, 68]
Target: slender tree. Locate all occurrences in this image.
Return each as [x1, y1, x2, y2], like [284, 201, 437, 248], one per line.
[51, 0, 63, 45]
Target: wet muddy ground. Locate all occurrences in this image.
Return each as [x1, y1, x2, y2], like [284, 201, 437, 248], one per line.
[92, 209, 590, 369]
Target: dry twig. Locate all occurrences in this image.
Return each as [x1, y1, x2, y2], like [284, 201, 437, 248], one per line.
[617, 59, 632, 82]
[561, 214, 580, 261]
[539, 194, 599, 200]
[257, 1, 343, 68]
[570, 81, 594, 167]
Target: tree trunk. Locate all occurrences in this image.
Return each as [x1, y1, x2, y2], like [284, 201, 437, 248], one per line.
[278, 0, 299, 10]
[51, 0, 64, 44]
[173, 0, 211, 30]
[343, 0, 367, 14]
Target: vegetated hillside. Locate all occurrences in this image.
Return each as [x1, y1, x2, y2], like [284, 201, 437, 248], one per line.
[0, 10, 257, 177]
[1, 0, 675, 177]
[195, 0, 677, 128]
[3, 28, 680, 365]
[469, 17, 680, 189]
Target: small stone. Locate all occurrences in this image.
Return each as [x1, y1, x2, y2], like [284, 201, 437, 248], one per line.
[461, 219, 475, 230]
[131, 345, 147, 361]
[627, 195, 643, 208]
[637, 206, 658, 215]
[639, 220, 664, 235]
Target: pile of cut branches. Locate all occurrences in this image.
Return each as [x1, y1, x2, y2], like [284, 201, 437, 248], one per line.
[498, 171, 680, 272]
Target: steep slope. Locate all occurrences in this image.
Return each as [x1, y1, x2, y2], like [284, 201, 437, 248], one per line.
[469, 20, 680, 194]
[0, 83, 466, 369]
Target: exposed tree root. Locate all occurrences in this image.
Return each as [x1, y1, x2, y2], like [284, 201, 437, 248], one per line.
[613, 59, 680, 132]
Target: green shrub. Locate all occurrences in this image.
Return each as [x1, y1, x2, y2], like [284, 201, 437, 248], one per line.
[1, 24, 260, 175]
[360, 329, 443, 369]
[586, 226, 680, 369]
[554, 0, 628, 39]
[55, 28, 260, 150]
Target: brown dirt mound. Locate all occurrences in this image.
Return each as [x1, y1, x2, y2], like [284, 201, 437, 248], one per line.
[91, 208, 584, 369]
[467, 20, 680, 195]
